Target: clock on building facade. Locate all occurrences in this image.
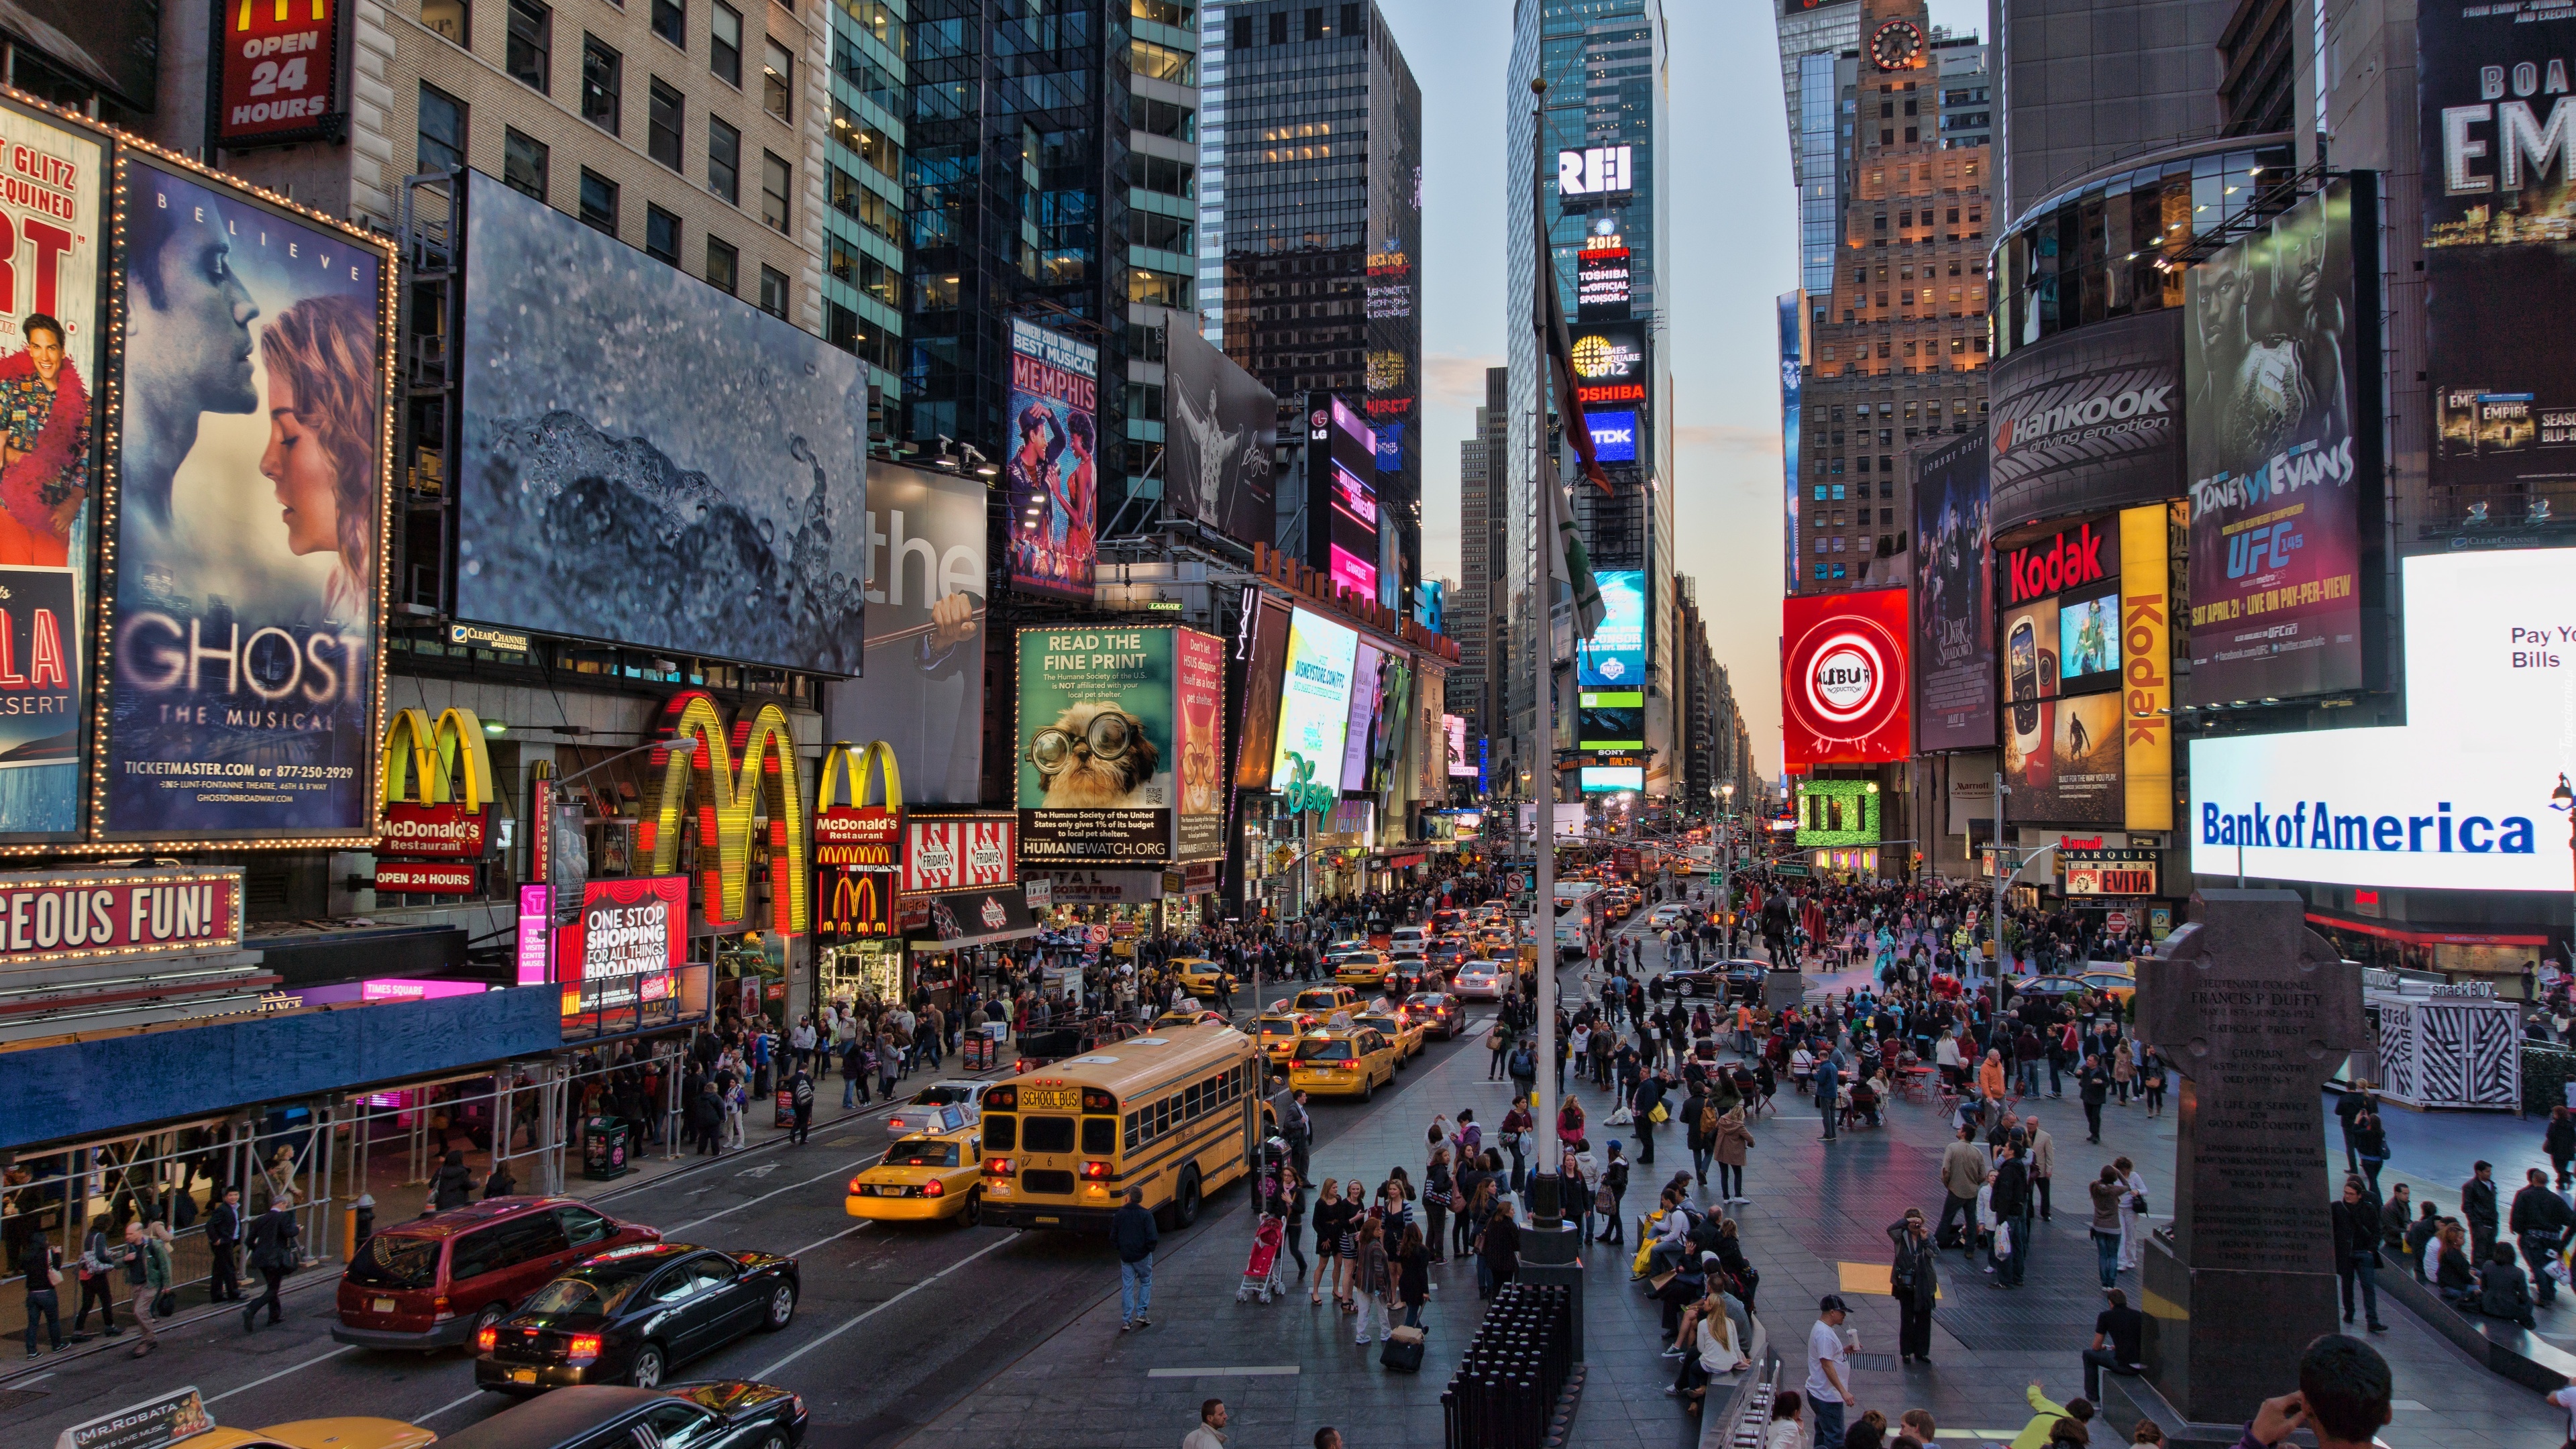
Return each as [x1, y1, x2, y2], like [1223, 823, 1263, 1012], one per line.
[1870, 18, 1925, 71]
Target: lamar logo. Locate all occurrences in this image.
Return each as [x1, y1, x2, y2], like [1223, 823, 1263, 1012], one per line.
[2006, 523, 2108, 604]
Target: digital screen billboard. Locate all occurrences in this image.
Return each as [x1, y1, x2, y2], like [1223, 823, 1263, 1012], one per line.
[2184, 176, 2377, 703]
[1340, 641, 1383, 792]
[821, 462, 985, 804]
[1911, 432, 1992, 751]
[1780, 293, 1802, 596]
[1781, 588, 1909, 769]
[105, 154, 392, 841]
[455, 172, 867, 674]
[1324, 397, 1379, 599]
[1794, 779, 1881, 848]
[1587, 410, 1639, 463]
[1580, 569, 1646, 750]
[1006, 318, 1102, 601]
[1986, 310, 2184, 533]
[1444, 713, 1473, 777]
[1577, 246, 1631, 321]
[1580, 765, 1644, 794]
[2420, 5, 2576, 502]
[2190, 547, 2573, 892]
[1568, 321, 1646, 392]
[1016, 625, 1209, 865]
[2057, 590, 2120, 691]
[0, 99, 103, 844]
[1231, 592, 1293, 791]
[1267, 606, 1359, 793]
[1164, 321, 1276, 547]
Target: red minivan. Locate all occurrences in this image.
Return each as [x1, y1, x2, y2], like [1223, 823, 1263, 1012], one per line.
[333, 1197, 658, 1351]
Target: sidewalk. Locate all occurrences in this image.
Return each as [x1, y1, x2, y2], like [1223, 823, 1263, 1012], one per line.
[896, 1014, 1712, 1449]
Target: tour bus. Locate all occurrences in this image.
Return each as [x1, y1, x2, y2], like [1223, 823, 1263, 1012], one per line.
[977, 1021, 1272, 1231]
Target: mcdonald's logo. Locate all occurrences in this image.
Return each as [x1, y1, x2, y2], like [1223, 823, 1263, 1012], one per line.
[381, 707, 496, 810]
[816, 868, 896, 938]
[814, 741, 904, 870]
[640, 692, 810, 934]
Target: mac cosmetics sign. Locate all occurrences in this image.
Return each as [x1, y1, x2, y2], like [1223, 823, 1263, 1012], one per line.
[2189, 547, 2573, 892]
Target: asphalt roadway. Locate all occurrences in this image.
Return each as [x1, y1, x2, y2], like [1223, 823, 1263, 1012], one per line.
[0, 977, 1505, 1449]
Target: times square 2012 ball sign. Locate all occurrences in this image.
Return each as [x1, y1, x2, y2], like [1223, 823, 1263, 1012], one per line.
[1782, 589, 1911, 769]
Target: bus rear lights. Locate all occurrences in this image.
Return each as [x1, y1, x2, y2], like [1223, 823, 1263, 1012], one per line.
[1081, 1161, 1112, 1179]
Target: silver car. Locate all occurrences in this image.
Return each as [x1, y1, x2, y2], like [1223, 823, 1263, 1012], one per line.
[884, 1080, 991, 1135]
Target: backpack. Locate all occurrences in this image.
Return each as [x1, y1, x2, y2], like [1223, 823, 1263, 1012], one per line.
[1698, 1102, 1720, 1137]
[792, 1074, 816, 1107]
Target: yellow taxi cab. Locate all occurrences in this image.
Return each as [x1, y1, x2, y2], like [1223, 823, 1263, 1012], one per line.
[844, 1124, 986, 1226]
[2076, 964, 2139, 1006]
[1293, 983, 1363, 1016]
[1169, 957, 1238, 998]
[1354, 1008, 1426, 1064]
[1331, 951, 1392, 989]
[1253, 1011, 1309, 1069]
[1287, 1023, 1399, 1101]
[1154, 1007, 1230, 1031]
[190, 1421, 433, 1449]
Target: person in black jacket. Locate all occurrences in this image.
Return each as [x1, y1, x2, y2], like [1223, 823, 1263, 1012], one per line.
[429, 1150, 474, 1211]
[2548, 1107, 2576, 1191]
[205, 1187, 243, 1303]
[241, 1193, 299, 1332]
[1112, 1187, 1158, 1332]
[2330, 1176, 2387, 1333]
[1990, 1138, 2032, 1288]
[1887, 1209, 1939, 1363]
[2463, 1161, 2500, 1263]
[2478, 1243, 2538, 1328]
[2509, 1167, 2575, 1307]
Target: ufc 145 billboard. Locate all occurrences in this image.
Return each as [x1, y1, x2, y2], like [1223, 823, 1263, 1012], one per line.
[2184, 175, 2380, 704]
[1780, 589, 1909, 769]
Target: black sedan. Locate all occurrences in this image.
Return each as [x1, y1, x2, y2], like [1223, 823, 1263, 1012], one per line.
[474, 1242, 799, 1393]
[440, 1383, 805, 1449]
[1660, 960, 1776, 1003]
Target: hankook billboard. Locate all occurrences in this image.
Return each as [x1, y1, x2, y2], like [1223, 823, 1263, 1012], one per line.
[1985, 310, 2184, 533]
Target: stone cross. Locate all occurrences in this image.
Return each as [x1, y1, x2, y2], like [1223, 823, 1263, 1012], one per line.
[2133, 889, 2365, 1425]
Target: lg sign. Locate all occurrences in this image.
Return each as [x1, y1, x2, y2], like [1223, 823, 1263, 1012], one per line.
[1558, 146, 1635, 197]
[1782, 588, 1910, 768]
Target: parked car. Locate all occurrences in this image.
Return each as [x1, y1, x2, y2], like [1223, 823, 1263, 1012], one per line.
[885, 1080, 992, 1136]
[439, 1384, 805, 1449]
[472, 1242, 800, 1392]
[335, 1197, 659, 1351]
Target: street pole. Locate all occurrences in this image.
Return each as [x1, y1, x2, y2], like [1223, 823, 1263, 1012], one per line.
[1991, 769, 2007, 1046]
[1529, 76, 1560, 1232]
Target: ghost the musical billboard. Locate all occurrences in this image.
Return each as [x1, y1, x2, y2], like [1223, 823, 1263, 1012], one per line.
[0, 97, 103, 843]
[453, 172, 866, 674]
[103, 153, 392, 840]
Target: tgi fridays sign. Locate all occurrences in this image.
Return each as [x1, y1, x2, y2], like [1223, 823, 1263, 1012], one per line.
[0, 868, 241, 968]
[904, 815, 1016, 894]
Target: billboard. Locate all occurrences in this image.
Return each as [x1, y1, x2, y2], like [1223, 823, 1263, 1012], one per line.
[1781, 588, 1909, 769]
[1444, 713, 1473, 777]
[1173, 627, 1224, 859]
[1580, 569, 1646, 751]
[2190, 548, 2573, 892]
[1986, 310, 2184, 533]
[821, 462, 985, 804]
[2057, 589, 2121, 690]
[1780, 293, 1801, 593]
[903, 814, 1016, 894]
[455, 172, 866, 674]
[1557, 145, 1635, 199]
[561, 875, 686, 1015]
[1006, 318, 1101, 600]
[1164, 322, 1276, 547]
[104, 155, 391, 841]
[213, 0, 346, 148]
[2120, 503, 2176, 831]
[0, 99, 103, 844]
[1586, 410, 1639, 463]
[2184, 176, 2377, 703]
[1576, 246, 1631, 321]
[1794, 779, 1881, 848]
[1267, 606, 1359, 793]
[1340, 642, 1383, 793]
[1016, 625, 1212, 865]
[1581, 765, 1644, 794]
[1568, 321, 1646, 392]
[2420, 5, 2576, 499]
[1308, 396, 1379, 599]
[1231, 592, 1292, 790]
[1911, 431, 1992, 751]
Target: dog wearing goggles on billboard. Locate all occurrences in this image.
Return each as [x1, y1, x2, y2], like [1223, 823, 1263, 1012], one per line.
[1026, 704, 1161, 808]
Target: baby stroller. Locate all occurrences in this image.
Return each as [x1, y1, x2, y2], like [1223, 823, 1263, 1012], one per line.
[1238, 1213, 1287, 1302]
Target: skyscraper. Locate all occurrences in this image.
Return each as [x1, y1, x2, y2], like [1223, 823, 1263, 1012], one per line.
[824, 0, 909, 405]
[1780, 1, 1864, 295]
[1784, 0, 1992, 598]
[1504, 0, 1674, 796]
[1205, 1, 1424, 598]
[1984, 0, 2232, 226]
[1454, 368, 1511, 749]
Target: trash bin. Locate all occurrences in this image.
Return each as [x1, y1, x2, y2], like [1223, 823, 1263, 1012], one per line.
[581, 1116, 633, 1181]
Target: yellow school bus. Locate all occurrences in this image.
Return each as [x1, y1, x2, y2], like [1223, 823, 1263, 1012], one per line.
[977, 1022, 1270, 1230]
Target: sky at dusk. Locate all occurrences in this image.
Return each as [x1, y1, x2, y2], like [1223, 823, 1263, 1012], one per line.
[1378, 0, 1987, 775]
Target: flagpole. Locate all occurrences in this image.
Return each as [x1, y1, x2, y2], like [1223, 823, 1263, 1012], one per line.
[1528, 74, 1560, 1231]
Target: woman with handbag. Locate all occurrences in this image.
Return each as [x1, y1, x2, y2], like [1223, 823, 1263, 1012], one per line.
[1424, 1148, 1453, 1264]
[1393, 1222, 1431, 1329]
[2114, 1155, 2151, 1272]
[1309, 1178, 1342, 1307]
[1886, 1208, 1938, 1363]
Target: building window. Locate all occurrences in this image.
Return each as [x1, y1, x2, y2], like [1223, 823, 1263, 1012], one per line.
[763, 39, 793, 121]
[708, 116, 740, 202]
[710, 1, 742, 85]
[706, 235, 739, 293]
[1305, 6, 1323, 39]
[1136, 155, 1193, 198]
[651, 0, 684, 46]
[1341, 3, 1361, 36]
[1131, 39, 1193, 83]
[1232, 15, 1251, 48]
[582, 37, 622, 133]
[759, 265, 788, 317]
[417, 83, 466, 172]
[761, 150, 791, 231]
[506, 0, 551, 89]
[422, 0, 468, 44]
[648, 80, 684, 169]
[1269, 11, 1286, 43]
[645, 204, 680, 262]
[578, 168, 618, 234]
[826, 299, 859, 351]
[502, 127, 550, 199]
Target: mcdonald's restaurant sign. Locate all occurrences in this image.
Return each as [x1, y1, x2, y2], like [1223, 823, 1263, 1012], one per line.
[815, 869, 897, 940]
[376, 708, 498, 884]
[814, 741, 903, 871]
[637, 692, 809, 934]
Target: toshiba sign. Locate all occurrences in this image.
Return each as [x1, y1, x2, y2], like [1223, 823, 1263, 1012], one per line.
[1782, 588, 1911, 769]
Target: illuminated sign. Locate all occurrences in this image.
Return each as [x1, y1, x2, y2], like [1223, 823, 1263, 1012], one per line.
[814, 741, 903, 870]
[2002, 519, 2118, 606]
[216, 0, 347, 148]
[375, 860, 476, 893]
[1576, 246, 1631, 321]
[559, 874, 686, 1015]
[1558, 144, 1635, 198]
[1781, 588, 1911, 767]
[1587, 410, 1638, 464]
[904, 814, 1017, 893]
[376, 707, 496, 865]
[2118, 504, 2174, 830]
[1577, 381, 1646, 406]
[641, 692, 808, 932]
[815, 868, 897, 938]
[2062, 848, 2157, 897]
[1568, 322, 1645, 382]
[0, 867, 244, 968]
